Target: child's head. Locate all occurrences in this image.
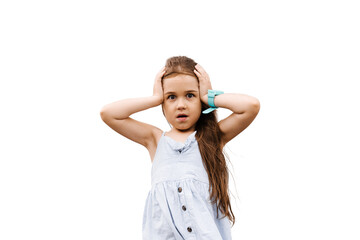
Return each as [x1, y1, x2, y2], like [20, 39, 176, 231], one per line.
[161, 56, 202, 132]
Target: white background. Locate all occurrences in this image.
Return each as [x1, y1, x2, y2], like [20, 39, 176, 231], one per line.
[1, 0, 359, 239]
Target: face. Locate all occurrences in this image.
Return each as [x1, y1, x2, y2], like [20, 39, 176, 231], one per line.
[162, 74, 202, 133]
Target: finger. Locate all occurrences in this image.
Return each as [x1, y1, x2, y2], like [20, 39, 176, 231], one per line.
[195, 64, 204, 71]
[194, 69, 209, 81]
[156, 67, 166, 77]
[194, 69, 204, 80]
[158, 66, 166, 74]
[195, 65, 208, 76]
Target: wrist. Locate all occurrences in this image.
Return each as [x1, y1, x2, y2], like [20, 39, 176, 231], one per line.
[201, 95, 208, 106]
[202, 90, 224, 114]
[152, 95, 163, 105]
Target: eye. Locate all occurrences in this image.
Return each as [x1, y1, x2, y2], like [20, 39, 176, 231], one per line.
[186, 93, 195, 98]
[167, 95, 176, 100]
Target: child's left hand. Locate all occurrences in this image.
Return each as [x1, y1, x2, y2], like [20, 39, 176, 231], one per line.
[194, 64, 213, 104]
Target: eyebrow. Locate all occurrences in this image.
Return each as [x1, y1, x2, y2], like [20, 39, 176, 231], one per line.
[164, 90, 198, 95]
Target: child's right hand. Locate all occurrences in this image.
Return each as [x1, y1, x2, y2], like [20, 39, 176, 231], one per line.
[153, 66, 166, 104]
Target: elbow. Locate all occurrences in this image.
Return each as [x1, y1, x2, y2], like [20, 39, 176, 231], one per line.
[100, 110, 106, 120]
[254, 98, 260, 109]
[250, 98, 260, 114]
[100, 106, 110, 121]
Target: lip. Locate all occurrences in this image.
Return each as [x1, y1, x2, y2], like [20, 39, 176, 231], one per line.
[176, 116, 188, 122]
[176, 113, 188, 118]
[176, 113, 189, 122]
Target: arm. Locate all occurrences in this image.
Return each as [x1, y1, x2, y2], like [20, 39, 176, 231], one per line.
[203, 93, 260, 144]
[100, 67, 166, 151]
[101, 95, 162, 120]
[194, 65, 260, 144]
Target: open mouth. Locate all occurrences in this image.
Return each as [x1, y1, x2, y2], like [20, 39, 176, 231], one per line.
[176, 114, 188, 121]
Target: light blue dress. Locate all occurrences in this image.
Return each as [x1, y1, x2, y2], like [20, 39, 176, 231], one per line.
[142, 131, 232, 240]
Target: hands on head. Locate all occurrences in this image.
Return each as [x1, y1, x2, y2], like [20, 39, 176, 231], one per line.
[194, 64, 213, 104]
[153, 66, 166, 104]
[153, 64, 213, 105]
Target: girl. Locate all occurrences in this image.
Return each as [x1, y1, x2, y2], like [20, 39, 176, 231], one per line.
[100, 56, 260, 239]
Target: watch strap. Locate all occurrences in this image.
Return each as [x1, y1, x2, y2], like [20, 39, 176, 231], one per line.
[202, 90, 224, 114]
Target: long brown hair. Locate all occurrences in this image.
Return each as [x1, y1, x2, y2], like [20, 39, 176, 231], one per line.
[162, 56, 235, 226]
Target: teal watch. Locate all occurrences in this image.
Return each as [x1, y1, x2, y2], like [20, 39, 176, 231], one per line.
[202, 90, 224, 114]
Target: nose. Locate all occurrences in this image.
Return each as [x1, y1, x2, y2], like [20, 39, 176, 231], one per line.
[176, 97, 187, 109]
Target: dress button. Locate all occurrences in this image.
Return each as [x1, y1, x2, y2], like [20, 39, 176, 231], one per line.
[187, 227, 192, 232]
[178, 187, 182, 193]
[182, 205, 187, 211]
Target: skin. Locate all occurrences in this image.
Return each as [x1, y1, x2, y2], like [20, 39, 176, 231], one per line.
[161, 74, 202, 141]
[100, 64, 260, 162]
